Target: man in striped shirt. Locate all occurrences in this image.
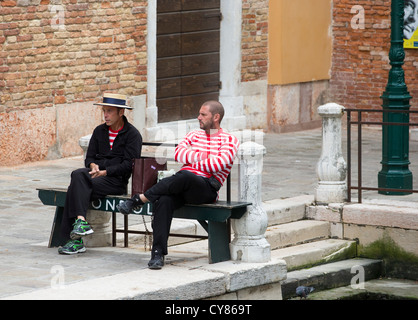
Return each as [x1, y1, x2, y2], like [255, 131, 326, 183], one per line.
[118, 101, 239, 269]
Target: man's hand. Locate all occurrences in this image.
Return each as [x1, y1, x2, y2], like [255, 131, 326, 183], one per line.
[89, 163, 106, 179]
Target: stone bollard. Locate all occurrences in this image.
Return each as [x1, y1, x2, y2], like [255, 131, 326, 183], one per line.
[78, 135, 112, 247]
[84, 210, 112, 247]
[315, 103, 347, 204]
[79, 134, 92, 159]
[230, 141, 271, 263]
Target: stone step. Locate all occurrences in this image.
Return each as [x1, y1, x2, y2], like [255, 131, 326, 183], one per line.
[281, 258, 383, 299]
[167, 235, 356, 269]
[271, 238, 357, 271]
[168, 238, 357, 272]
[263, 195, 314, 226]
[266, 220, 330, 250]
[306, 278, 418, 300]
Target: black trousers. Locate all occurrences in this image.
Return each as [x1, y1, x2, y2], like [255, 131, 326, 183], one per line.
[144, 170, 217, 255]
[61, 168, 127, 239]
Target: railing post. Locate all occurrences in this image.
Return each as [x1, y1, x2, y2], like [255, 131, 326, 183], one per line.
[230, 141, 271, 263]
[315, 103, 347, 204]
[347, 109, 352, 202]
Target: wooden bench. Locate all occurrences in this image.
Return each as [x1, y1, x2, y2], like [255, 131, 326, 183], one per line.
[37, 143, 250, 264]
[38, 188, 249, 263]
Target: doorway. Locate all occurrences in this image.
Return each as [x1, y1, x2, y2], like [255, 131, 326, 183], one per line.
[156, 0, 221, 123]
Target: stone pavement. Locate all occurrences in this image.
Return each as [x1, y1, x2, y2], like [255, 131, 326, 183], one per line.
[1, 127, 418, 299]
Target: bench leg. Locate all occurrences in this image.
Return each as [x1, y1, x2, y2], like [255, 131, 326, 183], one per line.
[48, 206, 68, 248]
[112, 212, 116, 246]
[208, 221, 231, 264]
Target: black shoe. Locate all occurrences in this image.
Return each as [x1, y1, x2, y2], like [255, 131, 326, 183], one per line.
[133, 202, 153, 216]
[117, 194, 143, 214]
[148, 249, 165, 270]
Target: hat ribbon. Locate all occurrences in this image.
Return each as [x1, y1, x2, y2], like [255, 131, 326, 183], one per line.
[103, 96, 126, 106]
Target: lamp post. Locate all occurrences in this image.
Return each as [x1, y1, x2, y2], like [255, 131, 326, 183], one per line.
[378, 0, 413, 195]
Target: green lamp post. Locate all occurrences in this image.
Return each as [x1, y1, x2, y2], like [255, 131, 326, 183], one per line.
[378, 0, 412, 195]
[378, 0, 413, 195]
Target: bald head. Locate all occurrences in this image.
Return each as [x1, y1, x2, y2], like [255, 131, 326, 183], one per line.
[202, 100, 224, 123]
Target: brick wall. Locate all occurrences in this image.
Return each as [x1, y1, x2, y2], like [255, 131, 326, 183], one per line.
[241, 0, 269, 82]
[0, 0, 147, 165]
[0, 0, 147, 113]
[330, 0, 418, 122]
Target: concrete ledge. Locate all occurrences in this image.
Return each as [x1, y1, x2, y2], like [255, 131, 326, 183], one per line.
[308, 278, 418, 300]
[281, 258, 382, 299]
[202, 257, 287, 292]
[343, 203, 418, 230]
[3, 257, 287, 300]
[4, 266, 225, 300]
[344, 224, 418, 256]
[306, 201, 418, 256]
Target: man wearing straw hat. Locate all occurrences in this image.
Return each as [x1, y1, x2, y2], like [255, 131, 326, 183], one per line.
[58, 93, 142, 255]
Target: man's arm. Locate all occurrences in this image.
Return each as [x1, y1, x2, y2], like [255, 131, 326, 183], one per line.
[85, 127, 106, 170]
[174, 131, 209, 165]
[85, 129, 108, 178]
[192, 135, 239, 174]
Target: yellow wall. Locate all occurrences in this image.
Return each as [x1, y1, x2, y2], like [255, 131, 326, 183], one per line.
[268, 0, 332, 85]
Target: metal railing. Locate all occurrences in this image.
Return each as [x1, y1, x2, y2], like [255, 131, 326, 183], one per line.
[346, 108, 418, 203]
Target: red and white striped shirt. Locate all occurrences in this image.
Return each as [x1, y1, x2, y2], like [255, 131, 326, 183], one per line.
[109, 126, 123, 149]
[174, 129, 240, 186]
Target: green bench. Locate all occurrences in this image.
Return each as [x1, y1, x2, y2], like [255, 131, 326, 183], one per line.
[37, 160, 250, 264]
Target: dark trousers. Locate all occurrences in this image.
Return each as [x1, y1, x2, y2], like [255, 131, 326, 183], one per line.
[144, 170, 217, 255]
[61, 168, 127, 239]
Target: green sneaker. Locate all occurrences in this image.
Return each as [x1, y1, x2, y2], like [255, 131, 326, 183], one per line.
[58, 239, 86, 255]
[70, 219, 94, 240]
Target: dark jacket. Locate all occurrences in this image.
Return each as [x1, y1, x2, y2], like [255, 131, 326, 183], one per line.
[85, 116, 142, 184]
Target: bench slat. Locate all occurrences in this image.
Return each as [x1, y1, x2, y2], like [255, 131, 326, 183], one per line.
[37, 188, 250, 221]
[174, 204, 248, 221]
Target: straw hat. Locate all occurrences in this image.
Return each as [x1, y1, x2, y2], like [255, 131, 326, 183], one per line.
[94, 93, 132, 109]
